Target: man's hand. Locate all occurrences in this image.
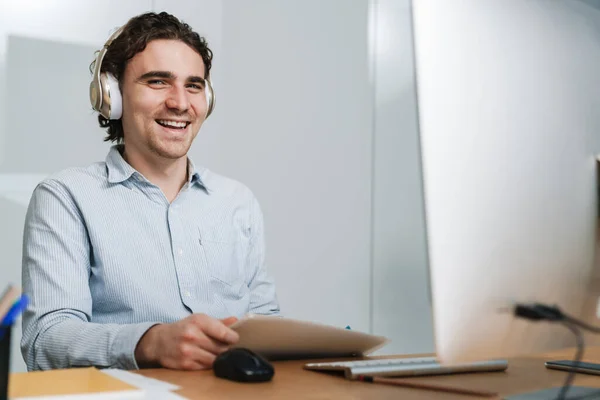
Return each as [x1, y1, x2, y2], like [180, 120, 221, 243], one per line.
[135, 314, 239, 370]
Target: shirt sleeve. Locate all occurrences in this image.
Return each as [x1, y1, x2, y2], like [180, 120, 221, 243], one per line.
[244, 193, 281, 316]
[20, 180, 159, 371]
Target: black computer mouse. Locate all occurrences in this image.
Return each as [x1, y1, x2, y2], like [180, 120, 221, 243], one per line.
[213, 348, 274, 383]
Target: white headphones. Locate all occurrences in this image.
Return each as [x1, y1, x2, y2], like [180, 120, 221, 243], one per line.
[89, 26, 215, 120]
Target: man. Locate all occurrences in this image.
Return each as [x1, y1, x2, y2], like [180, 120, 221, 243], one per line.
[20, 11, 279, 371]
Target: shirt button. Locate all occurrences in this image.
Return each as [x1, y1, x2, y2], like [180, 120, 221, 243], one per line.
[178, 248, 183, 255]
[184, 290, 192, 298]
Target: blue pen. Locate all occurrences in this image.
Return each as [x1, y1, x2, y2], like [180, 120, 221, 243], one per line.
[0, 295, 28, 341]
[0, 295, 28, 327]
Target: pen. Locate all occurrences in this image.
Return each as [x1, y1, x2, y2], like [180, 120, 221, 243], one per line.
[0, 295, 28, 342]
[357, 375, 500, 398]
[0, 295, 28, 327]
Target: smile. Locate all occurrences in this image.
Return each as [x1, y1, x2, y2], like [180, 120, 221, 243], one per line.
[156, 119, 190, 129]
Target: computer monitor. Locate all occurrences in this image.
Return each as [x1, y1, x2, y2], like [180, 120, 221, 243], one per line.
[412, 1, 600, 365]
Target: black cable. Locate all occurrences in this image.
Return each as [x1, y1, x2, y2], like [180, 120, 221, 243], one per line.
[558, 321, 584, 400]
[562, 313, 600, 399]
[514, 303, 565, 322]
[513, 304, 590, 400]
[564, 315, 600, 335]
[561, 314, 600, 398]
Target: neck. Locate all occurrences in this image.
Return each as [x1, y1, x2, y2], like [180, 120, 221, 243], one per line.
[121, 146, 188, 203]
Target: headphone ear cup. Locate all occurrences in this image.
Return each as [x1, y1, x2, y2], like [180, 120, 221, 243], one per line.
[98, 72, 122, 120]
[205, 79, 215, 119]
[105, 73, 122, 120]
[89, 79, 102, 113]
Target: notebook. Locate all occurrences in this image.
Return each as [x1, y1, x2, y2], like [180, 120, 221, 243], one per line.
[9, 367, 145, 400]
[229, 315, 389, 360]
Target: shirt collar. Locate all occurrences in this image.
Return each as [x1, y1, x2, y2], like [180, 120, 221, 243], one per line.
[187, 158, 211, 192]
[105, 145, 211, 192]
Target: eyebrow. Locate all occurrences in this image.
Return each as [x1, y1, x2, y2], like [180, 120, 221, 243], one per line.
[138, 71, 206, 85]
[138, 71, 174, 81]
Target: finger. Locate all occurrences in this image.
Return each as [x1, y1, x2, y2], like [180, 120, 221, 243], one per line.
[193, 314, 239, 344]
[220, 316, 238, 327]
[180, 322, 230, 354]
[177, 345, 218, 370]
[195, 334, 231, 355]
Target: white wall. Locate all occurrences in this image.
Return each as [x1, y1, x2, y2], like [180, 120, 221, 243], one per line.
[215, 0, 373, 330]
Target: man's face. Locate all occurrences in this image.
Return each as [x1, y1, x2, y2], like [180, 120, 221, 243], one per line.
[121, 39, 208, 161]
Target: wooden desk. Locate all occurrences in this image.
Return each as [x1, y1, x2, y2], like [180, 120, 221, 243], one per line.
[133, 347, 600, 399]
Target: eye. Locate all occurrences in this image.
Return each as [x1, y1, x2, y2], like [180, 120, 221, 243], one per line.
[148, 79, 166, 86]
[187, 84, 204, 91]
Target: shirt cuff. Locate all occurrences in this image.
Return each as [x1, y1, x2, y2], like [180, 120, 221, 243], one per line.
[110, 322, 161, 370]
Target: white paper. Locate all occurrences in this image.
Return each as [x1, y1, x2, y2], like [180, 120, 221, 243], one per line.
[10, 389, 146, 400]
[100, 369, 180, 392]
[140, 392, 188, 400]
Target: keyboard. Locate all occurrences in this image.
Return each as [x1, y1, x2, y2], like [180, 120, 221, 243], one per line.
[304, 356, 508, 380]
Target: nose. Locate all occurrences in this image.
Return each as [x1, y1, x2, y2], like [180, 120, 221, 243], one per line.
[165, 84, 190, 112]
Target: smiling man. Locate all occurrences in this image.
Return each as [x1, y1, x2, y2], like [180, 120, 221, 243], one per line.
[20, 12, 280, 371]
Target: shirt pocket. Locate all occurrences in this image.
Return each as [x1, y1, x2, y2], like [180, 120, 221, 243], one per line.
[198, 225, 245, 289]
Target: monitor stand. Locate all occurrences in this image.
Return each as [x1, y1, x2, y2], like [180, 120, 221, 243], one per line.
[506, 386, 600, 399]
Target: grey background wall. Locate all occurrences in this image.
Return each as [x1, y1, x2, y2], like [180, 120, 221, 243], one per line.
[0, 0, 432, 372]
[371, 0, 432, 355]
[213, 0, 373, 329]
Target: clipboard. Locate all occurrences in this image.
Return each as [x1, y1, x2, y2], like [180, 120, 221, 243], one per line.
[229, 315, 389, 360]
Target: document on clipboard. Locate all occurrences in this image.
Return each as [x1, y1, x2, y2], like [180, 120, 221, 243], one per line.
[229, 315, 389, 360]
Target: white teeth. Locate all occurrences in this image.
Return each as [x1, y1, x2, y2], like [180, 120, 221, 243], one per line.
[157, 120, 187, 128]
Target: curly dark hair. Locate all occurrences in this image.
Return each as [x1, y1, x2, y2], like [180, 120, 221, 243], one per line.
[90, 12, 213, 143]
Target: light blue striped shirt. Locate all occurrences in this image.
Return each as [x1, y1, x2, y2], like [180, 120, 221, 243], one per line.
[21, 145, 280, 371]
